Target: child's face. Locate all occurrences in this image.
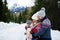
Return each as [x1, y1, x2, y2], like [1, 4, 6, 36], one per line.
[37, 16, 42, 20]
[32, 20, 38, 24]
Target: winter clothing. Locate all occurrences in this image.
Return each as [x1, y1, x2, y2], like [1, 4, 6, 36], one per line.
[26, 28, 32, 40]
[25, 24, 32, 40]
[31, 23, 41, 40]
[31, 7, 51, 40]
[40, 38, 51, 40]
[32, 12, 39, 20]
[32, 17, 51, 40]
[25, 21, 32, 40]
[37, 7, 46, 18]
[31, 7, 46, 20]
[25, 21, 41, 40]
[41, 7, 45, 11]
[30, 23, 41, 34]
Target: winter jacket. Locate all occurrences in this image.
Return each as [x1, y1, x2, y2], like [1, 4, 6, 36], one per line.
[32, 16, 51, 40]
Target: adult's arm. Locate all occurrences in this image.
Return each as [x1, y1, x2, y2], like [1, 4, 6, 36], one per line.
[32, 23, 51, 37]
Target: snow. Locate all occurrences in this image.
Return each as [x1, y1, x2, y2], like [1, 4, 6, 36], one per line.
[51, 30, 60, 40]
[0, 22, 60, 40]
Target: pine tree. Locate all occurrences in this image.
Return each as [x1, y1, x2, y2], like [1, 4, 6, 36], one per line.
[0, 0, 4, 21]
[18, 13, 23, 23]
[0, 0, 9, 22]
[2, 0, 11, 22]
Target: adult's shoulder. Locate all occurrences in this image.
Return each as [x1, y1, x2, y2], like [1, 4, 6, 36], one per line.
[42, 18, 51, 27]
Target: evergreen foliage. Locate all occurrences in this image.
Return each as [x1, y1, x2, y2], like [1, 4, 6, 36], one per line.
[0, 0, 60, 30]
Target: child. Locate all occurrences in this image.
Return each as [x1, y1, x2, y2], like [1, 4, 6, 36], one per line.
[25, 13, 41, 40]
[25, 20, 32, 40]
[30, 20, 41, 40]
[25, 20, 41, 40]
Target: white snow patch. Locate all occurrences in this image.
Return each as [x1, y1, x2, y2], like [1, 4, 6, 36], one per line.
[0, 22, 60, 40]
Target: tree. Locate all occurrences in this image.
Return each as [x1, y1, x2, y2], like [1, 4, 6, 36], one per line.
[18, 12, 23, 23]
[0, 0, 4, 21]
[2, 0, 11, 22]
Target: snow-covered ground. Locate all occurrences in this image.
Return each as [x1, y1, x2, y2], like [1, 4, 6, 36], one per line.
[0, 22, 60, 40]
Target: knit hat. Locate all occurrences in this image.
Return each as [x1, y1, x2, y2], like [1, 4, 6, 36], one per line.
[32, 7, 46, 20]
[37, 7, 46, 18]
[31, 12, 38, 20]
[41, 7, 45, 11]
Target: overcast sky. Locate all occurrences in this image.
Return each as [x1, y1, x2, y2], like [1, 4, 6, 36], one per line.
[4, 0, 35, 9]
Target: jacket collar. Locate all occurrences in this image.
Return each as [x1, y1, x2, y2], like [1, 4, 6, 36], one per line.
[41, 16, 47, 22]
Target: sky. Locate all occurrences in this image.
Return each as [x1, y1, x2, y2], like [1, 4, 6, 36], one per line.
[3, 0, 35, 9]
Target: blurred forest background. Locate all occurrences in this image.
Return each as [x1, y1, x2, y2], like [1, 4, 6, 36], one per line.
[0, 0, 60, 30]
